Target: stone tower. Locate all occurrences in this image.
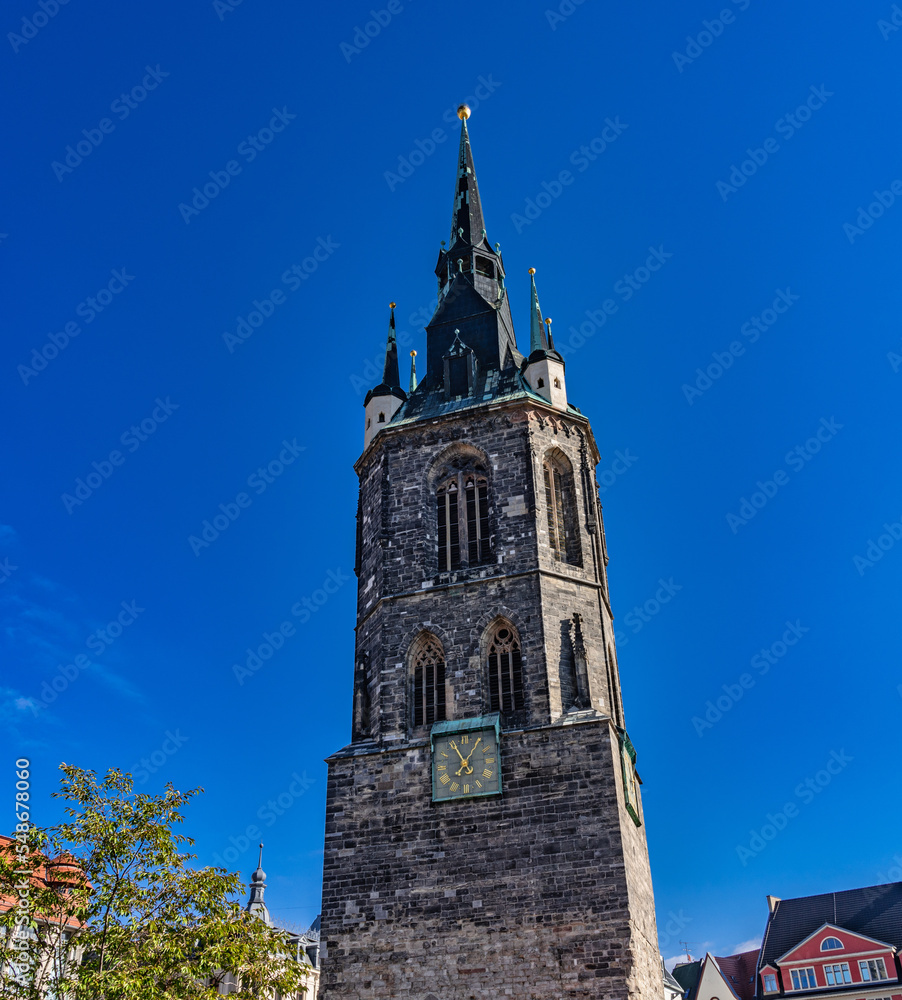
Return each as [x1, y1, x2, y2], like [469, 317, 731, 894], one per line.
[319, 107, 662, 1000]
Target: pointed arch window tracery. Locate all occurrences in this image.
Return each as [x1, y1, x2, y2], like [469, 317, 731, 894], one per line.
[436, 466, 490, 572]
[487, 622, 524, 716]
[411, 634, 446, 729]
[543, 452, 581, 566]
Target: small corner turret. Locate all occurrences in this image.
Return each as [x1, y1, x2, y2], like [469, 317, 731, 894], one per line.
[363, 302, 407, 449]
[522, 268, 568, 410]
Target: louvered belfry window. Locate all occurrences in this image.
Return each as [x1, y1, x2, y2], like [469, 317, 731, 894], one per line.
[544, 464, 566, 559]
[543, 455, 581, 566]
[436, 470, 490, 571]
[487, 624, 524, 715]
[465, 475, 490, 564]
[412, 635, 446, 728]
[437, 480, 460, 571]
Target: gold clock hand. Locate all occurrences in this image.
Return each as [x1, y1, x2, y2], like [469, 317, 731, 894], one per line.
[458, 737, 481, 772]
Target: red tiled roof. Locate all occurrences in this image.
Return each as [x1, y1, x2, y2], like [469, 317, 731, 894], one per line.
[715, 949, 761, 1000]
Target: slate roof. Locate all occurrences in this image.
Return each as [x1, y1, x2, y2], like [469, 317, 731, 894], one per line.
[760, 884, 902, 969]
[673, 960, 701, 996]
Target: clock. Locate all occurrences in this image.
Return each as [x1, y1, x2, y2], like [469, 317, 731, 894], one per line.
[431, 715, 502, 802]
[619, 731, 642, 827]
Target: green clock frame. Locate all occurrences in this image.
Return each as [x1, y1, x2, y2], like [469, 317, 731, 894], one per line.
[430, 714, 502, 802]
[619, 731, 642, 827]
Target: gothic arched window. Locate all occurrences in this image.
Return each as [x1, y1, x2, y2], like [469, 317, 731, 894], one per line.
[411, 634, 446, 728]
[487, 623, 524, 715]
[543, 452, 581, 566]
[436, 469, 490, 572]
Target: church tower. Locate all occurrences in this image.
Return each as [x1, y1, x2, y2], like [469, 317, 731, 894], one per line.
[319, 107, 662, 1000]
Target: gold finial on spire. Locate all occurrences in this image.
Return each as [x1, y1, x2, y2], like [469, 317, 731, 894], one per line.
[528, 267, 536, 275]
[410, 350, 417, 357]
[457, 104, 471, 121]
[545, 317, 552, 325]
[389, 301, 396, 309]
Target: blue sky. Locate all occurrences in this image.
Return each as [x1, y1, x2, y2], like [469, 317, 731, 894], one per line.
[3, 0, 902, 962]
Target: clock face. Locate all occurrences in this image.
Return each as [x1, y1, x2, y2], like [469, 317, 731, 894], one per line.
[432, 727, 501, 801]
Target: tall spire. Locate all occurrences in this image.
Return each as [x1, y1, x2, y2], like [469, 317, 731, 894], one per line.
[528, 268, 549, 354]
[409, 350, 418, 392]
[382, 302, 401, 388]
[450, 105, 487, 250]
[246, 843, 272, 925]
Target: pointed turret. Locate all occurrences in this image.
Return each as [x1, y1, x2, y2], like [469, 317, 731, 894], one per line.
[363, 303, 407, 449]
[522, 269, 568, 410]
[246, 843, 272, 925]
[409, 350, 418, 393]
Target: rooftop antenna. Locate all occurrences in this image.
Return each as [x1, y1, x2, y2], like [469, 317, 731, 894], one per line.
[680, 941, 693, 962]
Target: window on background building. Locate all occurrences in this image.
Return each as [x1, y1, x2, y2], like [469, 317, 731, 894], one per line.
[763, 975, 778, 993]
[860, 959, 888, 982]
[790, 968, 817, 990]
[487, 623, 524, 715]
[821, 937, 843, 951]
[411, 634, 446, 728]
[825, 964, 851, 986]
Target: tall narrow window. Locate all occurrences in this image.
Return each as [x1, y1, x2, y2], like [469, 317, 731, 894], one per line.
[465, 475, 490, 565]
[437, 480, 460, 571]
[412, 635, 446, 728]
[435, 465, 491, 571]
[487, 624, 524, 715]
[543, 454, 581, 566]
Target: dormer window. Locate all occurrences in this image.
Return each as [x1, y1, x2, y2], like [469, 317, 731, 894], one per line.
[763, 975, 778, 993]
[790, 968, 816, 990]
[824, 964, 851, 986]
[821, 937, 843, 951]
[443, 331, 476, 400]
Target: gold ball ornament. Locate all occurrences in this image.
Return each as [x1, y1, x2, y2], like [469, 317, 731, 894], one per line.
[457, 104, 471, 120]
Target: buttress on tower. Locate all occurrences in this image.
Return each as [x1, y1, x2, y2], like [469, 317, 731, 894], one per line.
[319, 107, 663, 1000]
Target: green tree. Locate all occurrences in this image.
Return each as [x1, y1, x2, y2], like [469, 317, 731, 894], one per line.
[0, 765, 311, 999]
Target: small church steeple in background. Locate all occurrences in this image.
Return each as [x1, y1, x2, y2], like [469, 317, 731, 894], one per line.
[246, 843, 272, 926]
[363, 302, 407, 449]
[522, 268, 568, 410]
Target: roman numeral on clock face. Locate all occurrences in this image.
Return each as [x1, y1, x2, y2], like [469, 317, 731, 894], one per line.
[483, 769, 493, 779]
[440, 774, 450, 785]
